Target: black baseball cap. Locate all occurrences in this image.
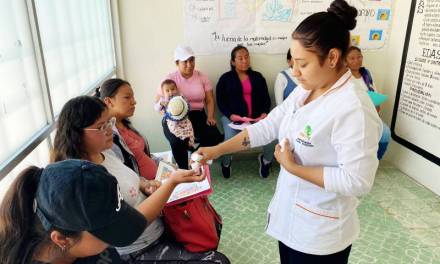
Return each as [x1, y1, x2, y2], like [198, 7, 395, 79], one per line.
[35, 159, 147, 247]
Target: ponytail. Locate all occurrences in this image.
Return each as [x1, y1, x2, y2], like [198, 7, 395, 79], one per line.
[0, 166, 48, 264]
[94, 87, 101, 98]
[0, 167, 81, 263]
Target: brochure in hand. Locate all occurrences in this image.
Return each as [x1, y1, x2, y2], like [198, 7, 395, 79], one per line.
[155, 161, 212, 206]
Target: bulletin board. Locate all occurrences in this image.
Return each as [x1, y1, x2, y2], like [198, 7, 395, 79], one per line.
[391, 0, 440, 165]
[184, 0, 392, 54]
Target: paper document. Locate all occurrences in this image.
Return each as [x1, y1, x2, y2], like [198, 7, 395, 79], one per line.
[155, 161, 212, 206]
[228, 122, 251, 130]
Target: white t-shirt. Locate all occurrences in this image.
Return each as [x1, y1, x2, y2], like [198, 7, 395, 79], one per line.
[102, 151, 164, 255]
[274, 68, 298, 105]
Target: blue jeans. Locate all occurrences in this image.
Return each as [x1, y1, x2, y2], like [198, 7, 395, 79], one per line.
[378, 121, 390, 160]
[221, 116, 275, 166]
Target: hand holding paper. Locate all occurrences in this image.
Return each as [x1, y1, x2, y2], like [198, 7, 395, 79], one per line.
[155, 161, 212, 205]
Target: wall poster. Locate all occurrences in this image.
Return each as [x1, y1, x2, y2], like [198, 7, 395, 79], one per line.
[391, 0, 440, 165]
[184, 0, 392, 54]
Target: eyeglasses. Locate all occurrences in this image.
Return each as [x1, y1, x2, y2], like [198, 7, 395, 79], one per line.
[84, 117, 116, 133]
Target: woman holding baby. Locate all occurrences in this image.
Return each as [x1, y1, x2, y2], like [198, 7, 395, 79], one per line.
[155, 45, 223, 169]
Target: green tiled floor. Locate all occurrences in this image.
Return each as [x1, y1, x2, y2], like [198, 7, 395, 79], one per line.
[208, 158, 440, 264]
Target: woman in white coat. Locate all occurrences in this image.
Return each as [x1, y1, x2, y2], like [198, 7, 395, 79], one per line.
[197, 0, 382, 263]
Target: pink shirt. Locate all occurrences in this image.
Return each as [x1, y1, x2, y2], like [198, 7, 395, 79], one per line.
[118, 126, 158, 180]
[241, 77, 252, 117]
[158, 70, 213, 110]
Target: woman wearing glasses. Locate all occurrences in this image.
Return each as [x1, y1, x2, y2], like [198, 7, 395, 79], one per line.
[51, 96, 229, 263]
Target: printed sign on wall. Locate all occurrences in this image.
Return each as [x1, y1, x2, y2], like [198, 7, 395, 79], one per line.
[391, 0, 440, 165]
[184, 0, 392, 54]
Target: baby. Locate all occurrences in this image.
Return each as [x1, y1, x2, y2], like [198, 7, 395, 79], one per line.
[154, 79, 178, 113]
[155, 79, 195, 148]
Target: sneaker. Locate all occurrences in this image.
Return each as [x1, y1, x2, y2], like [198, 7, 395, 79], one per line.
[258, 154, 272, 178]
[221, 162, 231, 179]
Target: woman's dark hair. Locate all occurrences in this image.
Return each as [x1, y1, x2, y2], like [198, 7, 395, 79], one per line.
[0, 167, 80, 264]
[230, 45, 252, 71]
[161, 79, 177, 88]
[347, 45, 362, 55]
[95, 78, 131, 100]
[95, 78, 134, 128]
[292, 0, 357, 68]
[52, 96, 107, 162]
[287, 48, 292, 61]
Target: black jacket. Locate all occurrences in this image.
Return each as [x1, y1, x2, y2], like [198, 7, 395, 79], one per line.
[216, 70, 271, 119]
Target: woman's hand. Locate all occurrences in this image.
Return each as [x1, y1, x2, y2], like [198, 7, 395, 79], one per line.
[141, 180, 161, 195]
[206, 116, 217, 126]
[168, 169, 205, 185]
[255, 113, 268, 121]
[230, 115, 254, 123]
[196, 146, 221, 163]
[274, 140, 296, 168]
[230, 114, 242, 122]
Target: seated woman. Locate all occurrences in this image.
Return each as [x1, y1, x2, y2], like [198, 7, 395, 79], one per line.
[50, 96, 229, 263]
[216, 45, 275, 178]
[156, 45, 223, 169]
[97, 78, 158, 180]
[346, 46, 391, 160]
[0, 159, 203, 264]
[274, 49, 298, 105]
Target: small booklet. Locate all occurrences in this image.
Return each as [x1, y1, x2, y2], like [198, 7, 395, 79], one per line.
[367, 90, 388, 107]
[155, 161, 212, 206]
[228, 122, 252, 130]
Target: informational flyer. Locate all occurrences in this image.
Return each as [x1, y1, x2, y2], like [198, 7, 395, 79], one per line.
[155, 161, 213, 205]
[184, 0, 392, 54]
[391, 0, 440, 165]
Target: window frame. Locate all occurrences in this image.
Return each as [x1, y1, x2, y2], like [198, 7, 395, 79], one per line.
[0, 0, 121, 180]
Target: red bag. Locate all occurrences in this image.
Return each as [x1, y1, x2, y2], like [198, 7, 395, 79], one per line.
[162, 196, 222, 252]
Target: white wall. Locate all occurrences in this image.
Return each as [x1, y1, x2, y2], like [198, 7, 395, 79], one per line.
[118, 0, 440, 195]
[117, 0, 286, 151]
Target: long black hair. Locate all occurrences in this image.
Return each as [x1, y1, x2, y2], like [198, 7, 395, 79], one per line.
[95, 78, 151, 156]
[95, 78, 131, 99]
[95, 78, 135, 129]
[52, 96, 107, 162]
[292, 0, 357, 69]
[230, 45, 252, 71]
[0, 167, 80, 264]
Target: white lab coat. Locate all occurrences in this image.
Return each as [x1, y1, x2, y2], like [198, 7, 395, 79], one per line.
[247, 71, 382, 255]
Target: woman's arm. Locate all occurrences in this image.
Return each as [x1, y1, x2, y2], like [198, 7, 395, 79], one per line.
[274, 142, 324, 187]
[135, 170, 203, 222]
[215, 74, 232, 118]
[259, 74, 272, 114]
[197, 129, 252, 161]
[204, 90, 217, 125]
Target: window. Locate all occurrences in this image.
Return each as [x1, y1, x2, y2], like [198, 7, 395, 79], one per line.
[0, 140, 50, 201]
[35, 0, 116, 113]
[0, 0, 48, 165]
[0, 0, 117, 192]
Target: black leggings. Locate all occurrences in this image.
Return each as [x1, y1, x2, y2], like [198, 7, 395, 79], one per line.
[278, 242, 351, 264]
[162, 111, 223, 169]
[121, 233, 230, 264]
